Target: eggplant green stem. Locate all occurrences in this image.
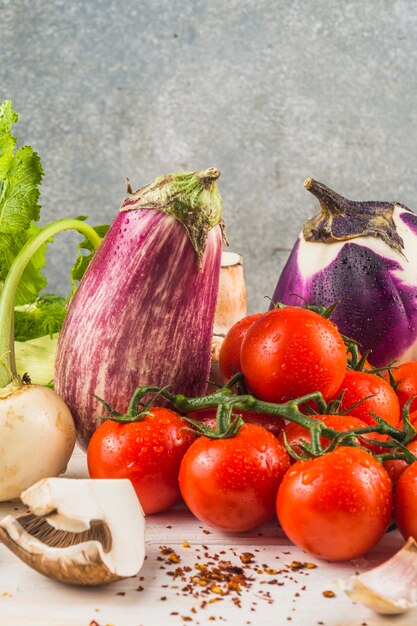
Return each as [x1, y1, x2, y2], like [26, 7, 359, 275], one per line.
[0, 219, 102, 388]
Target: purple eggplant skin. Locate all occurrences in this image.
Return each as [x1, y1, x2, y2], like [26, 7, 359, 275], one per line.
[55, 169, 224, 450]
[271, 179, 417, 368]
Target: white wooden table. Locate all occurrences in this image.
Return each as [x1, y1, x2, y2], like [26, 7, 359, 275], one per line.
[0, 447, 414, 626]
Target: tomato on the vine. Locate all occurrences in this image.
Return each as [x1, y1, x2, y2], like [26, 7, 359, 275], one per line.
[179, 423, 290, 532]
[240, 307, 347, 403]
[219, 313, 263, 381]
[384, 361, 417, 414]
[395, 461, 417, 540]
[276, 447, 392, 561]
[87, 407, 195, 515]
[331, 370, 400, 443]
[187, 407, 285, 438]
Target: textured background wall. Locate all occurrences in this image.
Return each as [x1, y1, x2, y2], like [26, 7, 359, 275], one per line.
[1, 0, 417, 312]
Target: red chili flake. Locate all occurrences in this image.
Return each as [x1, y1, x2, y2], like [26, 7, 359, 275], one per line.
[89, 622, 101, 626]
[168, 553, 181, 564]
[322, 590, 336, 598]
[160, 596, 167, 601]
[203, 529, 211, 534]
[115, 591, 125, 596]
[181, 617, 192, 622]
[136, 586, 144, 592]
[240, 552, 255, 564]
[170, 612, 179, 616]
[160, 546, 175, 555]
[264, 568, 278, 575]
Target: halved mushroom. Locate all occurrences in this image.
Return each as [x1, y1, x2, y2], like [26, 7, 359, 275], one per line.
[342, 537, 417, 614]
[0, 477, 145, 586]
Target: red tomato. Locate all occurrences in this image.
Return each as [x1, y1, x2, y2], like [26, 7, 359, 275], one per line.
[279, 413, 374, 460]
[395, 461, 417, 540]
[276, 447, 392, 561]
[385, 361, 417, 414]
[179, 424, 290, 532]
[332, 370, 401, 442]
[87, 407, 195, 514]
[219, 313, 263, 381]
[384, 439, 417, 484]
[187, 407, 285, 438]
[240, 307, 347, 403]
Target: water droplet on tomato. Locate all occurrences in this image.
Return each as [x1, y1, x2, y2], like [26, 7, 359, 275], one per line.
[301, 469, 320, 485]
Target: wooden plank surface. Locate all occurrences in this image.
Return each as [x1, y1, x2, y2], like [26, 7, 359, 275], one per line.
[0, 447, 415, 626]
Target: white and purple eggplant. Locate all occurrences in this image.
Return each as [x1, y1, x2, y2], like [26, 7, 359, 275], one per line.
[55, 168, 225, 449]
[271, 179, 417, 367]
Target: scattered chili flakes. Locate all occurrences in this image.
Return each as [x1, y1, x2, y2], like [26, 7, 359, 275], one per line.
[289, 560, 317, 571]
[158, 544, 319, 618]
[322, 590, 336, 598]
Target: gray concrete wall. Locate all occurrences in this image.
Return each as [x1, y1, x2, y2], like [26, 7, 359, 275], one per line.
[2, 0, 417, 312]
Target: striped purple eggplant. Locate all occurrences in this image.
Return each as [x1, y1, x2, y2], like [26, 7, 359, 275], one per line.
[55, 168, 224, 449]
[271, 179, 417, 367]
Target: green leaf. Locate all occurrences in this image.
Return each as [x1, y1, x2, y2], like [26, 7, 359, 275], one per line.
[0, 223, 48, 306]
[70, 221, 109, 296]
[0, 101, 44, 305]
[0, 100, 18, 182]
[14, 294, 67, 342]
[0, 145, 43, 238]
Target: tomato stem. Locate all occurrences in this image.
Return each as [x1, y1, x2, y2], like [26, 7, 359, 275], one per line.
[97, 380, 417, 458]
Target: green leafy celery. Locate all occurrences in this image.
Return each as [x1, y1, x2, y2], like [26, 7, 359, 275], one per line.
[0, 102, 44, 305]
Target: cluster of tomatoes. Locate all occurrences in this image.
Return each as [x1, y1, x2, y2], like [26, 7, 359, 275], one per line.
[87, 305, 417, 562]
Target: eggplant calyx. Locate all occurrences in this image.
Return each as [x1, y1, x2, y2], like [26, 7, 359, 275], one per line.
[303, 178, 406, 255]
[120, 168, 224, 262]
